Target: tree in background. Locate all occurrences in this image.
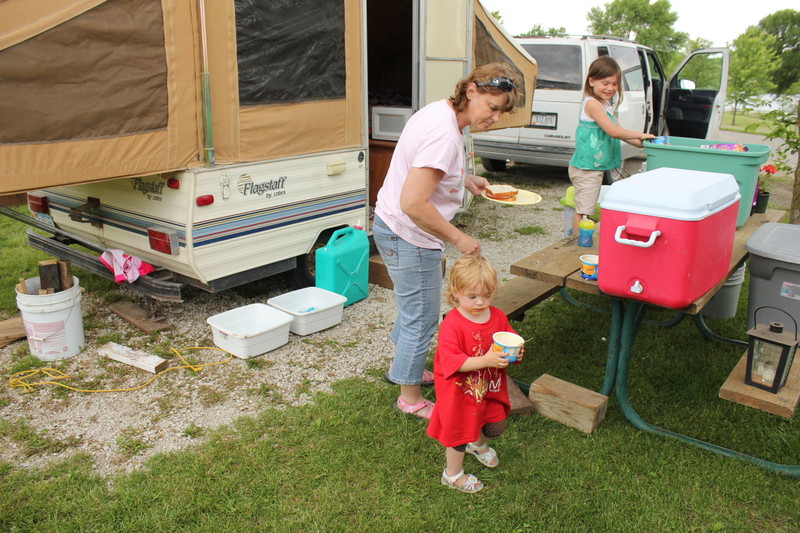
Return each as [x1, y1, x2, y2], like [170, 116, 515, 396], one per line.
[728, 27, 777, 124]
[758, 9, 800, 94]
[586, 0, 687, 53]
[760, 97, 799, 224]
[661, 37, 714, 78]
[517, 25, 567, 38]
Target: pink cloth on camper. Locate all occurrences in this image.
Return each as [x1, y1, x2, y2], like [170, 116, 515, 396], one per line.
[100, 249, 155, 283]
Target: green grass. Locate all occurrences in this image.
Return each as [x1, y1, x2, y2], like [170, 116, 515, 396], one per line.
[721, 111, 772, 135]
[1, 281, 799, 531]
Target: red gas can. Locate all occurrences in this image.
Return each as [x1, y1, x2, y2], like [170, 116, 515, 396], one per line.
[598, 167, 740, 309]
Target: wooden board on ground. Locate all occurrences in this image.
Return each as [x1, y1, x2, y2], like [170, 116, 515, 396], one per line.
[508, 378, 534, 416]
[0, 317, 26, 348]
[719, 351, 800, 418]
[494, 277, 560, 320]
[110, 302, 172, 333]
[98, 342, 169, 374]
[529, 374, 608, 433]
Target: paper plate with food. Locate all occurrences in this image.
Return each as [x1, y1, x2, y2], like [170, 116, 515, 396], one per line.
[481, 184, 542, 205]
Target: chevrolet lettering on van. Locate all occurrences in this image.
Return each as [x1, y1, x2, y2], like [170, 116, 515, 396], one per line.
[238, 174, 287, 198]
[131, 177, 165, 201]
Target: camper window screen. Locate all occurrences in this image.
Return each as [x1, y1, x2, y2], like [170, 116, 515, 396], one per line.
[235, 0, 346, 105]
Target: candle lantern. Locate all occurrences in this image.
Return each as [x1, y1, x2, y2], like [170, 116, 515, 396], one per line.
[744, 308, 798, 393]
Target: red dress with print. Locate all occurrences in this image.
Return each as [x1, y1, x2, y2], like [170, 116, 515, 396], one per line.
[426, 306, 514, 448]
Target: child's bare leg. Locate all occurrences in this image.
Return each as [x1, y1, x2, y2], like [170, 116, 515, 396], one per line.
[573, 211, 584, 236]
[445, 447, 468, 485]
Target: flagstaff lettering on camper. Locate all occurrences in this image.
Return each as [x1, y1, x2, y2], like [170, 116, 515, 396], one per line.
[238, 175, 287, 198]
[131, 178, 165, 201]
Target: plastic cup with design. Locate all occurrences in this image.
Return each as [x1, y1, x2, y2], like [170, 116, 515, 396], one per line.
[579, 254, 599, 280]
[491, 331, 524, 363]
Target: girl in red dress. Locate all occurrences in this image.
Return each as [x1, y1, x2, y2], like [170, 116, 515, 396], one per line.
[427, 255, 524, 493]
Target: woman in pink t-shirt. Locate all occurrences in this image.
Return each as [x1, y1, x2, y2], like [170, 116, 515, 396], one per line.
[373, 63, 521, 420]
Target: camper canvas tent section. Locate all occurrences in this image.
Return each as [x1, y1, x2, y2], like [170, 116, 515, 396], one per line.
[0, 0, 535, 300]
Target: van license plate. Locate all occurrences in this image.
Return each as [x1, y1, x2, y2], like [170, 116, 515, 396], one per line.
[529, 112, 557, 129]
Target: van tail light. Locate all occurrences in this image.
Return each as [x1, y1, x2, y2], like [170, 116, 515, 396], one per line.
[147, 226, 179, 255]
[27, 192, 49, 214]
[196, 195, 214, 206]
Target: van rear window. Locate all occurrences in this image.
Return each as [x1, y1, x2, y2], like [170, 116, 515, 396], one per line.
[521, 44, 582, 91]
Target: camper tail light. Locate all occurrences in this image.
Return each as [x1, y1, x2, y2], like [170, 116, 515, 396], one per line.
[27, 192, 49, 214]
[196, 195, 214, 206]
[148, 226, 179, 255]
[167, 177, 181, 189]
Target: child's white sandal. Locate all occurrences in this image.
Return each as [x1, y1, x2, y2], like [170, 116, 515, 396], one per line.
[465, 442, 499, 468]
[441, 469, 483, 493]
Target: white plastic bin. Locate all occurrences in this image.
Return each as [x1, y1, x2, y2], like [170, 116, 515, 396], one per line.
[267, 287, 347, 336]
[207, 303, 292, 359]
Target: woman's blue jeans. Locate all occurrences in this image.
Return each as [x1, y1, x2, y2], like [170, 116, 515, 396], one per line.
[372, 215, 442, 385]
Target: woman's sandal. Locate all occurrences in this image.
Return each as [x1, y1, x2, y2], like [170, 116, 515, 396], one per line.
[441, 469, 483, 493]
[384, 363, 435, 387]
[465, 442, 499, 468]
[394, 397, 434, 420]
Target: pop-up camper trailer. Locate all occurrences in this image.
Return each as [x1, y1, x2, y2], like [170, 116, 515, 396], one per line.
[0, 0, 536, 303]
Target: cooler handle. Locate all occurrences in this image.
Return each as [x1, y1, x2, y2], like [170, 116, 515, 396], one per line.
[614, 225, 661, 248]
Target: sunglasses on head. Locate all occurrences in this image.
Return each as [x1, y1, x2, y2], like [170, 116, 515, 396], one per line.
[476, 77, 517, 92]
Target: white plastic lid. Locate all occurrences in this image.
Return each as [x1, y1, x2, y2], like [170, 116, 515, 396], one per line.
[745, 223, 800, 264]
[600, 167, 741, 221]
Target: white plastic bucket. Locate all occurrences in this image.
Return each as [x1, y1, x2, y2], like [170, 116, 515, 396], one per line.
[15, 276, 85, 361]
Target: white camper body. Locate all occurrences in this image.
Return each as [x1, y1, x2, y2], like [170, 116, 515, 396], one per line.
[0, 0, 536, 301]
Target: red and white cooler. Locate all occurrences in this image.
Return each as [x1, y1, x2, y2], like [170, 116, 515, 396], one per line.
[598, 167, 741, 309]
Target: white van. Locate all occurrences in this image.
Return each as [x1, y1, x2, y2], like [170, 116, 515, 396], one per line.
[473, 36, 729, 182]
[0, 0, 536, 304]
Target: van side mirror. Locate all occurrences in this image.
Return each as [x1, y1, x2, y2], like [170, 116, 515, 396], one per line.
[679, 79, 696, 90]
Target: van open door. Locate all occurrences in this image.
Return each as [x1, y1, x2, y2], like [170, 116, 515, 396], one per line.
[664, 48, 729, 139]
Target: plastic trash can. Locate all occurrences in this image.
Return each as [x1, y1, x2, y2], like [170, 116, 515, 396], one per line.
[644, 136, 770, 228]
[701, 262, 746, 319]
[745, 223, 800, 330]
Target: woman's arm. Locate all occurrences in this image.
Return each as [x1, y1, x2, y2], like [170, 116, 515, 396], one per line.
[400, 166, 481, 255]
[584, 99, 656, 146]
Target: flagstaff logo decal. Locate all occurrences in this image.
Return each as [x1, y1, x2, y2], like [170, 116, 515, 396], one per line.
[131, 177, 165, 201]
[238, 174, 287, 199]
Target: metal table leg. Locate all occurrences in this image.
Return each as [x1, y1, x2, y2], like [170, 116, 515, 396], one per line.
[613, 300, 800, 477]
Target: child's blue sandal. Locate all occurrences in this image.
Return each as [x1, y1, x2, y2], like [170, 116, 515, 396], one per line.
[441, 469, 483, 493]
[465, 442, 499, 468]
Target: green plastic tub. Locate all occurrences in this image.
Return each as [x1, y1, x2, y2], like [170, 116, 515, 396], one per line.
[644, 136, 770, 227]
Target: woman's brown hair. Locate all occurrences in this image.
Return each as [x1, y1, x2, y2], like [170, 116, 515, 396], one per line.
[450, 62, 521, 112]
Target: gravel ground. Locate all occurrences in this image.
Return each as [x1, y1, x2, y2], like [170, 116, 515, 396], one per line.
[0, 164, 570, 476]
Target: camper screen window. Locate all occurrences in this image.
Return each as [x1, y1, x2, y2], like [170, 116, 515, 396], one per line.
[235, 0, 346, 105]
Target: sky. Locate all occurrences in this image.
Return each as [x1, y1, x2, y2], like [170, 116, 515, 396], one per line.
[479, 0, 797, 48]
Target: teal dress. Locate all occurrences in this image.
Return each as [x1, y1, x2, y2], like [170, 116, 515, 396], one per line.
[569, 99, 622, 171]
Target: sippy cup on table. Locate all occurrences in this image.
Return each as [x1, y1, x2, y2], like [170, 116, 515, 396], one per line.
[578, 216, 595, 247]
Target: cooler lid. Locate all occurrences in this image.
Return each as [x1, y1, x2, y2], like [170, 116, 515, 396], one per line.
[600, 167, 741, 221]
[745, 223, 800, 264]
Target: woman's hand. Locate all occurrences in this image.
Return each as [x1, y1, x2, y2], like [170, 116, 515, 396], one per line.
[465, 174, 489, 196]
[454, 232, 481, 255]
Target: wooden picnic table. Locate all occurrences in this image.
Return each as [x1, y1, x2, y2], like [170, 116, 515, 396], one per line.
[509, 208, 800, 477]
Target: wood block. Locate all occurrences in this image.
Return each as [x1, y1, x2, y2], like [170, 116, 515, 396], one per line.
[110, 301, 172, 333]
[38, 260, 61, 292]
[494, 277, 559, 320]
[719, 352, 800, 418]
[369, 254, 446, 290]
[0, 317, 26, 348]
[508, 378, 534, 416]
[17, 278, 28, 295]
[98, 342, 168, 374]
[529, 374, 608, 433]
[58, 260, 73, 289]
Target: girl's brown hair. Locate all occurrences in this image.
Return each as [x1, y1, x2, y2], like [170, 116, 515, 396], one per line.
[584, 55, 624, 105]
[447, 255, 498, 307]
[450, 62, 521, 112]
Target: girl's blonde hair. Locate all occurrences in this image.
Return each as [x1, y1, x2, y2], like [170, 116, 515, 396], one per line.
[450, 62, 521, 113]
[447, 255, 498, 307]
[584, 55, 624, 105]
